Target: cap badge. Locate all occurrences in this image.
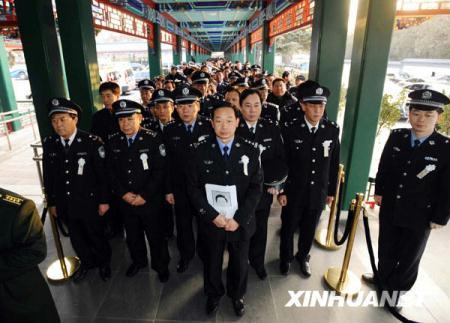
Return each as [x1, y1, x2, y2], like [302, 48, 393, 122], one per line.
[422, 91, 432, 100]
[144, 80, 148, 84]
[119, 101, 126, 108]
[158, 90, 164, 96]
[316, 88, 323, 95]
[200, 72, 205, 78]
[52, 99, 59, 106]
[182, 87, 189, 95]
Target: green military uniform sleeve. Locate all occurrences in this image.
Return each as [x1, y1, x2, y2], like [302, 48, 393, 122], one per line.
[0, 199, 47, 282]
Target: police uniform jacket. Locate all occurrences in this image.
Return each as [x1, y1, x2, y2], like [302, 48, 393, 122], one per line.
[163, 116, 213, 194]
[186, 136, 263, 241]
[91, 107, 120, 143]
[261, 102, 280, 122]
[199, 95, 220, 117]
[236, 118, 286, 210]
[43, 130, 109, 218]
[267, 91, 297, 110]
[106, 128, 166, 208]
[282, 118, 340, 210]
[375, 128, 450, 229]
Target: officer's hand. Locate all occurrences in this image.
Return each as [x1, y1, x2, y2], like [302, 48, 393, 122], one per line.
[374, 195, 382, 206]
[278, 194, 287, 206]
[326, 196, 334, 206]
[267, 187, 280, 195]
[122, 192, 137, 204]
[213, 214, 227, 228]
[98, 204, 110, 216]
[225, 219, 240, 232]
[430, 222, 444, 230]
[132, 195, 146, 206]
[165, 193, 175, 205]
[49, 206, 57, 218]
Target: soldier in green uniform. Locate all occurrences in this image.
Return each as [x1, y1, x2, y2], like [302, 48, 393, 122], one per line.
[0, 188, 60, 323]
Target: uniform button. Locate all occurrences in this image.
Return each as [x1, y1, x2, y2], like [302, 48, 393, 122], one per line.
[407, 160, 411, 164]
[65, 170, 69, 174]
[65, 159, 68, 163]
[66, 181, 69, 184]
[403, 172, 407, 176]
[396, 195, 401, 199]
[129, 159, 132, 162]
[225, 170, 229, 175]
[128, 170, 131, 173]
[312, 148, 316, 151]
[66, 192, 70, 196]
[311, 170, 315, 174]
[128, 181, 132, 184]
[311, 181, 314, 185]
[312, 159, 316, 163]
[399, 184, 403, 188]
[206, 170, 210, 173]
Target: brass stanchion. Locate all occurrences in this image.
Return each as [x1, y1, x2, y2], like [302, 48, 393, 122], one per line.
[324, 193, 364, 296]
[315, 164, 345, 250]
[31, 142, 80, 281]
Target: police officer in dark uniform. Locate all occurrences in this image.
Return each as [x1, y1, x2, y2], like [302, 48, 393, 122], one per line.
[267, 78, 297, 113]
[106, 99, 170, 282]
[236, 89, 286, 279]
[278, 82, 340, 277]
[137, 79, 156, 126]
[191, 71, 220, 118]
[91, 81, 121, 143]
[186, 102, 263, 316]
[166, 65, 187, 83]
[251, 78, 280, 122]
[0, 188, 60, 323]
[362, 89, 450, 304]
[43, 98, 112, 282]
[163, 86, 214, 273]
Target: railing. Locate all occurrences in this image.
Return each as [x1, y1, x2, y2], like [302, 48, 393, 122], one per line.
[0, 101, 37, 151]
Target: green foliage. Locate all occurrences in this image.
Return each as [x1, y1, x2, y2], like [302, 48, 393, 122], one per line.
[437, 105, 450, 136]
[275, 27, 312, 65]
[376, 90, 407, 136]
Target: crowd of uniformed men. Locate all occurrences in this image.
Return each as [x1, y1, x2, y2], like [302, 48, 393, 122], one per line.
[2, 57, 449, 322]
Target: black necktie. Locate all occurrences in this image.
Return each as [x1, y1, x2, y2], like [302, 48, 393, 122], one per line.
[249, 126, 255, 134]
[413, 139, 421, 148]
[128, 138, 133, 147]
[223, 146, 230, 160]
[187, 124, 193, 134]
[63, 139, 70, 154]
[311, 127, 316, 134]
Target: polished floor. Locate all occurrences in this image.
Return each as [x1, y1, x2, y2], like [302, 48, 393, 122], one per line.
[2, 127, 450, 323]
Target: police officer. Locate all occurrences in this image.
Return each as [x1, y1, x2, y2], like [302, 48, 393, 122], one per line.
[191, 71, 220, 118]
[106, 99, 170, 282]
[91, 81, 121, 143]
[186, 102, 263, 316]
[251, 78, 280, 122]
[362, 89, 450, 305]
[166, 65, 186, 83]
[266, 78, 297, 113]
[278, 81, 340, 277]
[236, 89, 286, 280]
[163, 86, 214, 273]
[137, 79, 156, 125]
[43, 98, 111, 282]
[0, 188, 60, 323]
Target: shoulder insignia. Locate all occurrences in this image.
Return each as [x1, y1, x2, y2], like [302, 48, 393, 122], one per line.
[143, 129, 157, 137]
[0, 192, 24, 206]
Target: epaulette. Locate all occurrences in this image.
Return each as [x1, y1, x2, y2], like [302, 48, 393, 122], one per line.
[391, 128, 409, 134]
[265, 101, 279, 108]
[43, 135, 54, 143]
[0, 189, 25, 207]
[191, 139, 207, 149]
[242, 138, 259, 149]
[329, 120, 340, 129]
[108, 132, 120, 140]
[142, 128, 158, 137]
[88, 134, 101, 142]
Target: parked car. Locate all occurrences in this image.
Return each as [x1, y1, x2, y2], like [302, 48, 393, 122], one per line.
[10, 67, 28, 80]
[100, 66, 136, 94]
[403, 83, 432, 91]
[134, 70, 151, 85]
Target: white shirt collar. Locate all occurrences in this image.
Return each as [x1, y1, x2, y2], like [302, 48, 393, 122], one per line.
[159, 120, 165, 131]
[304, 116, 319, 133]
[245, 120, 257, 132]
[60, 129, 77, 147]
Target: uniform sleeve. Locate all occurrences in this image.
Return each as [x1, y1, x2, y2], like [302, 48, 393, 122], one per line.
[279, 125, 291, 196]
[162, 130, 174, 195]
[375, 133, 395, 196]
[432, 159, 450, 225]
[42, 140, 56, 207]
[327, 127, 341, 197]
[106, 141, 128, 198]
[92, 138, 109, 204]
[139, 135, 166, 204]
[233, 150, 263, 229]
[0, 200, 47, 282]
[185, 147, 220, 223]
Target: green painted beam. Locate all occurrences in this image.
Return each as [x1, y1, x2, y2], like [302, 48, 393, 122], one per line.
[15, 0, 68, 139]
[309, 0, 350, 121]
[0, 37, 20, 130]
[55, 0, 101, 131]
[173, 35, 182, 66]
[341, 0, 396, 206]
[262, 21, 275, 74]
[149, 23, 162, 77]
